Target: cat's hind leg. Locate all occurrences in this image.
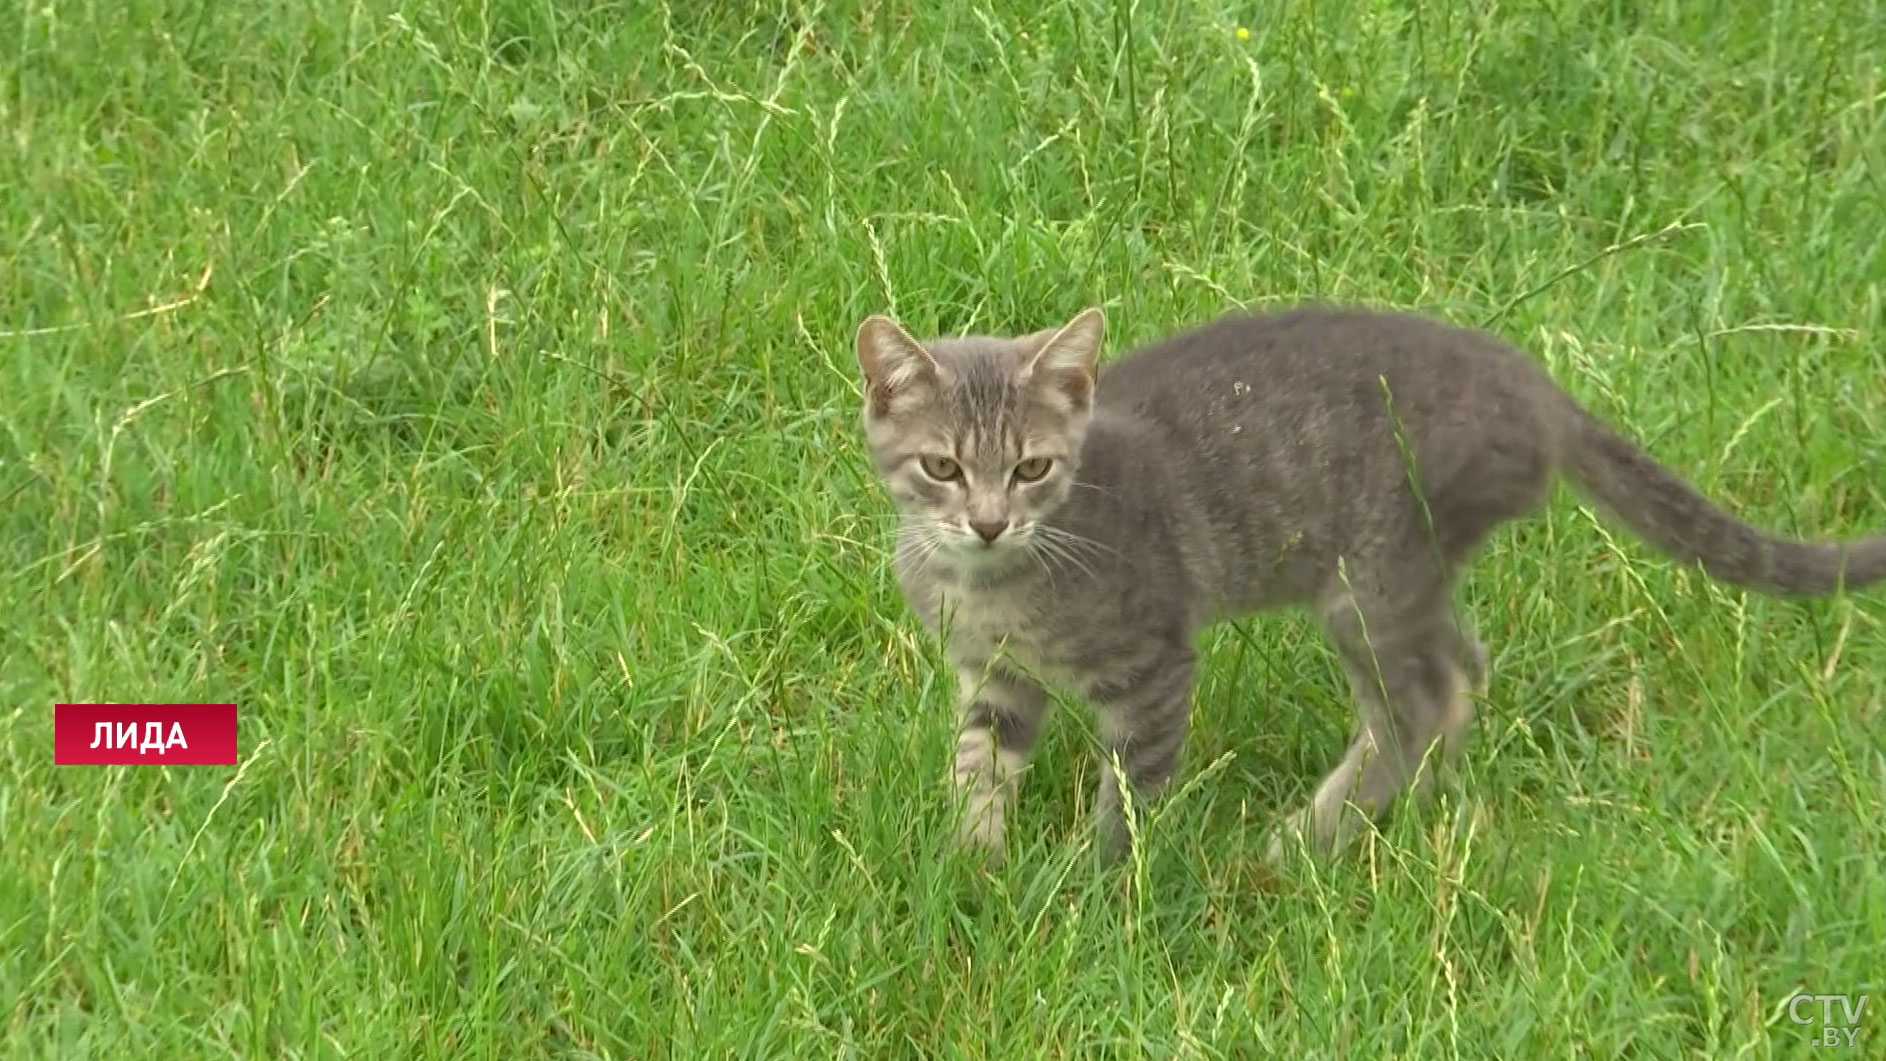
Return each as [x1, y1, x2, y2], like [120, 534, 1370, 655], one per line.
[1268, 574, 1478, 860]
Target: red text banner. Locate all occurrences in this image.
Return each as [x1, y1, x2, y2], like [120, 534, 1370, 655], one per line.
[55, 704, 239, 766]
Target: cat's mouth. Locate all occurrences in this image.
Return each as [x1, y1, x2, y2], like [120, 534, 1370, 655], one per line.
[945, 532, 1017, 557]
[949, 521, 1032, 547]
[937, 523, 1040, 568]
[897, 518, 1057, 580]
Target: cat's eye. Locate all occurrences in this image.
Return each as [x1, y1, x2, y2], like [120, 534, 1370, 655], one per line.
[920, 455, 963, 482]
[1013, 457, 1053, 483]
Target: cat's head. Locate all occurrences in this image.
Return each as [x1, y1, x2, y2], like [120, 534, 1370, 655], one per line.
[853, 308, 1106, 567]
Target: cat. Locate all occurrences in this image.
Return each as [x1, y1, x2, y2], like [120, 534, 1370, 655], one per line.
[853, 305, 1886, 866]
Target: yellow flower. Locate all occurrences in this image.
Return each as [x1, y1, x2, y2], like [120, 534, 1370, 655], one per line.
[1236, 26, 1251, 40]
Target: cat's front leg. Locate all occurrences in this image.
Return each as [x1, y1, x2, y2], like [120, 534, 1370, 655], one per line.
[1087, 645, 1196, 865]
[951, 660, 1051, 864]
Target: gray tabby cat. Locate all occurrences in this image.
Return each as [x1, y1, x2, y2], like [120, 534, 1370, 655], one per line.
[853, 305, 1886, 865]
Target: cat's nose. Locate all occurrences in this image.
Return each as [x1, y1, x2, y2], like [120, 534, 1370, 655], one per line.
[969, 519, 1008, 543]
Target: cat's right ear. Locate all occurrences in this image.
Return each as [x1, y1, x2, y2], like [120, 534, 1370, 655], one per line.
[856, 315, 939, 418]
[1023, 306, 1106, 413]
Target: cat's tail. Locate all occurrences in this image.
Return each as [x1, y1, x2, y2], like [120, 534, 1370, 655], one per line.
[1558, 405, 1886, 596]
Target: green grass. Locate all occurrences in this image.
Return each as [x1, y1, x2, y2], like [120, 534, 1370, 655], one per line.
[3, 0, 1884, 1055]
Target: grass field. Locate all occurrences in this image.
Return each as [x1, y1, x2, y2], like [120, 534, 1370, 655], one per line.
[4, 0, 1885, 1055]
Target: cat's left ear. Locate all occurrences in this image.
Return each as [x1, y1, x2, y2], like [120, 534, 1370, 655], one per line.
[856, 314, 940, 417]
[1024, 307, 1106, 412]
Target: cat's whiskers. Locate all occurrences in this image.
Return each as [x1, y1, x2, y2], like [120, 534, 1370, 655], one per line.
[1013, 529, 1061, 581]
[1020, 523, 1103, 581]
[1035, 522, 1116, 558]
[1026, 539, 1083, 581]
[894, 519, 950, 578]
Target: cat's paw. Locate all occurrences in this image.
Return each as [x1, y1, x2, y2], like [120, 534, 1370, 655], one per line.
[1096, 819, 1133, 870]
[1262, 809, 1311, 865]
[955, 813, 1007, 868]
[1464, 638, 1490, 695]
